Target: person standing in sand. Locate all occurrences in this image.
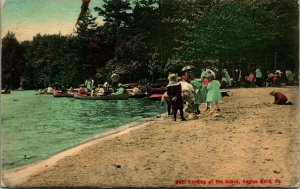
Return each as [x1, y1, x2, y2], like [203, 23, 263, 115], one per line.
[189, 74, 205, 115]
[206, 75, 222, 112]
[167, 74, 187, 121]
[179, 75, 195, 113]
[255, 68, 263, 87]
[222, 69, 231, 88]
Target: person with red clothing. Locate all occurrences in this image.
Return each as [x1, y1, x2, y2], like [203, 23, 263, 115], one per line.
[272, 72, 281, 87]
[167, 73, 187, 121]
[77, 84, 88, 96]
[247, 72, 255, 87]
[269, 91, 293, 105]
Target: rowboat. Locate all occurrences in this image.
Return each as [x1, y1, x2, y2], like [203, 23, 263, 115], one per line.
[38, 91, 53, 95]
[1, 90, 11, 94]
[148, 94, 163, 101]
[129, 93, 146, 98]
[74, 93, 129, 100]
[53, 91, 74, 98]
[147, 86, 167, 95]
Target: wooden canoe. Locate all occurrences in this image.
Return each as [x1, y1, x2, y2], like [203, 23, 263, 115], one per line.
[53, 91, 74, 98]
[128, 93, 146, 98]
[1, 90, 11, 94]
[147, 87, 167, 95]
[148, 94, 163, 101]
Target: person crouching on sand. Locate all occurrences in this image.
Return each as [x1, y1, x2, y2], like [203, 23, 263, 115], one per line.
[206, 75, 222, 112]
[167, 73, 187, 121]
[269, 91, 293, 105]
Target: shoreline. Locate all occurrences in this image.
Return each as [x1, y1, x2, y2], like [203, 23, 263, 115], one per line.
[1, 114, 165, 187]
[1, 87, 299, 187]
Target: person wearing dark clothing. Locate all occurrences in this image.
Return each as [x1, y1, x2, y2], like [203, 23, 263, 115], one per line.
[233, 69, 241, 88]
[167, 74, 187, 121]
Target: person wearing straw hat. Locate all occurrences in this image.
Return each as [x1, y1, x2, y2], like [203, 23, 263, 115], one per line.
[167, 73, 187, 121]
[96, 84, 105, 95]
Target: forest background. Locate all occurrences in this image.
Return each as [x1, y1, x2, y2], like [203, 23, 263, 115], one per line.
[2, 0, 299, 89]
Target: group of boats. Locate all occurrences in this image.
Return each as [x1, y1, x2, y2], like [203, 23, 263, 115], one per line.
[39, 86, 167, 101]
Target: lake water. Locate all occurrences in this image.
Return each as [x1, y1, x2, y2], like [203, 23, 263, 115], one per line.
[1, 91, 165, 169]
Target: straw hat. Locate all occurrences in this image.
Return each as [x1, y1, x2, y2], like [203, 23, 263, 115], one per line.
[168, 73, 177, 81]
[167, 73, 179, 86]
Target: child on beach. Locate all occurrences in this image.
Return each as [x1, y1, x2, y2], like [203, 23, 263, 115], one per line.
[269, 91, 293, 105]
[206, 75, 222, 112]
[189, 74, 205, 115]
[167, 74, 187, 121]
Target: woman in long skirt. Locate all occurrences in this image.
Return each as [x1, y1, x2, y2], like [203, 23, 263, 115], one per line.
[206, 75, 222, 112]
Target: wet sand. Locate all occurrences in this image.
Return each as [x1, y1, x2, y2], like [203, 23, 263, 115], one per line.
[1, 87, 299, 187]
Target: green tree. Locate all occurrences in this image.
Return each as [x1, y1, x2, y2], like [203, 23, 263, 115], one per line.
[1, 32, 25, 89]
[74, 8, 99, 78]
[183, 2, 273, 62]
[247, 0, 299, 71]
[22, 33, 67, 88]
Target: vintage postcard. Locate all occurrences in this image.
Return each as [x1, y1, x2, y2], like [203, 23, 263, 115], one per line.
[1, 0, 299, 187]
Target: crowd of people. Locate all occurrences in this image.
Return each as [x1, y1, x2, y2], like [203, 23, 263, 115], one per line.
[163, 68, 223, 121]
[77, 78, 127, 97]
[38, 74, 129, 97]
[163, 66, 295, 121]
[37, 66, 295, 120]
[219, 68, 297, 88]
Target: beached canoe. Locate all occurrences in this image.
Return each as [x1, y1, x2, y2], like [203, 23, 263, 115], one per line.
[74, 93, 129, 100]
[38, 91, 53, 95]
[147, 87, 167, 95]
[128, 93, 146, 98]
[148, 94, 163, 101]
[1, 90, 11, 94]
[53, 91, 74, 98]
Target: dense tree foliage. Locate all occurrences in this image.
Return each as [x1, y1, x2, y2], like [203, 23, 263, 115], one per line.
[2, 32, 25, 89]
[1, 0, 298, 89]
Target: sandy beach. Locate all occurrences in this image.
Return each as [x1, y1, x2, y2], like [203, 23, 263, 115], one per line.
[1, 87, 299, 188]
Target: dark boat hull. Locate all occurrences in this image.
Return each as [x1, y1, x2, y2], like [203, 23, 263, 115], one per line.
[147, 87, 167, 95]
[1, 90, 11, 94]
[74, 93, 129, 100]
[129, 93, 146, 98]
